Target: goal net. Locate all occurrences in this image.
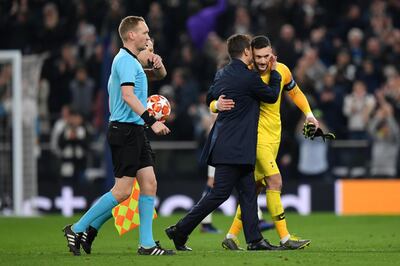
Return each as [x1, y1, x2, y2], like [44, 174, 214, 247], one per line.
[0, 50, 45, 216]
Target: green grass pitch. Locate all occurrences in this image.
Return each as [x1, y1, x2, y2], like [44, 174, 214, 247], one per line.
[1, 213, 399, 265]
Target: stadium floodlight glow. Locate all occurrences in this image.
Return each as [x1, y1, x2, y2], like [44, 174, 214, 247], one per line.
[0, 50, 23, 215]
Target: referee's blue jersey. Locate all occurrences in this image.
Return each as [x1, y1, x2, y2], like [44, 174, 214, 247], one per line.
[108, 47, 148, 124]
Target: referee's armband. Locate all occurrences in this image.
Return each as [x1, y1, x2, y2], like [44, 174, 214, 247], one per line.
[283, 79, 297, 91]
[141, 110, 157, 126]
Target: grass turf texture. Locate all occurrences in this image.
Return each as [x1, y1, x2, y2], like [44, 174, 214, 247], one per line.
[0, 213, 399, 266]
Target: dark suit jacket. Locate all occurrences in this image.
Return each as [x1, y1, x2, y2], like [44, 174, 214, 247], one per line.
[201, 58, 282, 166]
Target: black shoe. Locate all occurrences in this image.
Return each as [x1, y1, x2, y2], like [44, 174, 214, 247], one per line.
[247, 239, 282, 251]
[62, 224, 81, 256]
[165, 225, 192, 251]
[81, 226, 98, 254]
[138, 241, 176, 255]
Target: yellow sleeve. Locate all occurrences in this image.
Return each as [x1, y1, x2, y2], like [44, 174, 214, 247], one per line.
[278, 63, 313, 116]
[209, 100, 218, 113]
[287, 86, 313, 116]
[278, 63, 294, 87]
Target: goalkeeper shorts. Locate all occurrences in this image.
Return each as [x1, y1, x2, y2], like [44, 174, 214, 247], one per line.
[255, 142, 280, 182]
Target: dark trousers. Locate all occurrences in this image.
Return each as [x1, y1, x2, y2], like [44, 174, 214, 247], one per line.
[176, 164, 262, 244]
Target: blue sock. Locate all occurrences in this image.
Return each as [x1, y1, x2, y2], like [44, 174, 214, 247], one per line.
[73, 192, 118, 233]
[90, 210, 113, 231]
[138, 195, 156, 248]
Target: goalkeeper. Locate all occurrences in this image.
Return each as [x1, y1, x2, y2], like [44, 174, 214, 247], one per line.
[211, 36, 317, 250]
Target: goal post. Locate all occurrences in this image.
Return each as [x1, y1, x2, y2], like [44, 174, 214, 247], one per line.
[0, 50, 43, 216]
[0, 50, 23, 215]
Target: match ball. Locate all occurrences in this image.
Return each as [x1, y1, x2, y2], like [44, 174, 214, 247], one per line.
[147, 94, 171, 121]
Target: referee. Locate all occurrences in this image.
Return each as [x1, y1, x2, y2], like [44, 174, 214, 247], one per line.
[63, 16, 174, 256]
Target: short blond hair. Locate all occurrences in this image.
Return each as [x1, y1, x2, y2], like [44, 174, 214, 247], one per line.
[118, 16, 145, 42]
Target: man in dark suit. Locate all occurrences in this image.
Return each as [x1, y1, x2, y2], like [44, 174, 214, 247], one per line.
[165, 34, 282, 251]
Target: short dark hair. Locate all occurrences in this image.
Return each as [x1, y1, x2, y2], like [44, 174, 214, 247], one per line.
[251, 36, 272, 50]
[227, 34, 251, 59]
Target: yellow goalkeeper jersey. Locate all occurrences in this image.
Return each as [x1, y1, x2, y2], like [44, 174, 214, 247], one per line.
[209, 62, 312, 145]
[258, 62, 297, 144]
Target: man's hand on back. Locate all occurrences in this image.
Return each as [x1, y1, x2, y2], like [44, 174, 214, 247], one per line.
[217, 95, 235, 111]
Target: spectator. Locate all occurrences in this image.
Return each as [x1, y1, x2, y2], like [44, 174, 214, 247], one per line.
[230, 6, 253, 35]
[367, 1, 392, 40]
[383, 75, 400, 123]
[368, 97, 400, 177]
[41, 43, 77, 123]
[336, 4, 366, 41]
[86, 42, 104, 93]
[76, 20, 97, 60]
[146, 1, 169, 55]
[309, 26, 335, 66]
[328, 49, 356, 91]
[318, 73, 346, 138]
[385, 29, 400, 67]
[301, 47, 327, 93]
[347, 28, 364, 66]
[289, 0, 325, 40]
[100, 0, 125, 38]
[53, 108, 90, 186]
[275, 24, 300, 69]
[188, 91, 216, 146]
[343, 80, 376, 139]
[203, 32, 228, 68]
[171, 67, 199, 116]
[166, 68, 199, 140]
[388, 0, 400, 28]
[296, 110, 330, 181]
[69, 65, 95, 120]
[365, 37, 384, 70]
[5, 2, 34, 54]
[356, 58, 383, 93]
[50, 105, 72, 157]
[35, 2, 69, 54]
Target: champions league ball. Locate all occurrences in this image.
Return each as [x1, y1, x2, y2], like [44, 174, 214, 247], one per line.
[147, 94, 171, 121]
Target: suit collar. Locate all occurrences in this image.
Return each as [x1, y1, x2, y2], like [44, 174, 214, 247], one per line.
[230, 58, 248, 68]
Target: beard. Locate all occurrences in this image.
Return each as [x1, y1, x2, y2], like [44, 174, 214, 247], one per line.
[255, 63, 268, 73]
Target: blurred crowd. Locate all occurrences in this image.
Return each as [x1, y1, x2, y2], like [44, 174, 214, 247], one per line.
[0, 0, 400, 180]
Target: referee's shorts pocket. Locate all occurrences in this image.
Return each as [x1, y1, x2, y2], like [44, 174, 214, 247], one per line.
[107, 124, 131, 146]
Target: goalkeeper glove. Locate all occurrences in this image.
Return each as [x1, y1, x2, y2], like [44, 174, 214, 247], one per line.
[302, 122, 336, 142]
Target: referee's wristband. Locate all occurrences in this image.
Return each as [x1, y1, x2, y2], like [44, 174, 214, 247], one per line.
[141, 110, 157, 126]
